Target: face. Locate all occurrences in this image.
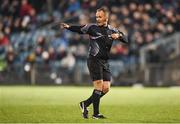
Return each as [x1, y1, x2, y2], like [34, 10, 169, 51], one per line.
[96, 10, 108, 26]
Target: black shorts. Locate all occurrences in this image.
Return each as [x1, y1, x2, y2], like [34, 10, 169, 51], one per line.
[87, 57, 111, 81]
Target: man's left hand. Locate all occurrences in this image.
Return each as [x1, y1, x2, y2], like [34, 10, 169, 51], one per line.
[111, 33, 122, 40]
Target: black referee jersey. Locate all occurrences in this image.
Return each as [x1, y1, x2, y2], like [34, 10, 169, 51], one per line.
[67, 23, 128, 60]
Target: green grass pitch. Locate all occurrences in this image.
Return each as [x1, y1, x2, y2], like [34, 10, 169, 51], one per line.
[0, 86, 180, 123]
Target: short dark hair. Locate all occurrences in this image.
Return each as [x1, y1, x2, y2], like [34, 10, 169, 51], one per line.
[97, 7, 109, 18]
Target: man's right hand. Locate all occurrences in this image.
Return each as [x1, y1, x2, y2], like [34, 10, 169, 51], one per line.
[61, 23, 70, 29]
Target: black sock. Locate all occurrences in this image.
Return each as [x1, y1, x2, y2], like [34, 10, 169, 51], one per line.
[84, 96, 92, 107]
[100, 92, 105, 98]
[92, 89, 101, 115]
[84, 91, 106, 107]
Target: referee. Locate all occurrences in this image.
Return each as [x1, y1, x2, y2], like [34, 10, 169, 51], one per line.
[61, 7, 128, 119]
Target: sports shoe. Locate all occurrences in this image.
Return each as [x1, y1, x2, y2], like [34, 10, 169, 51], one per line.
[79, 101, 88, 119]
[92, 114, 106, 119]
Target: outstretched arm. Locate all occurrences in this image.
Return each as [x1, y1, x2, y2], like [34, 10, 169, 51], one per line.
[61, 23, 90, 34]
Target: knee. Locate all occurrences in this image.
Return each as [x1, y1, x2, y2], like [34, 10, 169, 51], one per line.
[102, 87, 109, 94]
[93, 80, 103, 91]
[102, 81, 111, 94]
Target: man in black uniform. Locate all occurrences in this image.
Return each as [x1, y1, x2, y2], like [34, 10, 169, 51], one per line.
[61, 7, 128, 119]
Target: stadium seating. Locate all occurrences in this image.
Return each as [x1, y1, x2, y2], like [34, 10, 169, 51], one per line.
[0, 0, 179, 85]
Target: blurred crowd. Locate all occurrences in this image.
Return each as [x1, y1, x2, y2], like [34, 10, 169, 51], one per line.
[0, 0, 179, 72]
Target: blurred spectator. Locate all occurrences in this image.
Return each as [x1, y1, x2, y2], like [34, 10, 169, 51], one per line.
[61, 52, 75, 70]
[0, 32, 9, 46]
[26, 52, 36, 63]
[67, 0, 80, 13]
[56, 46, 67, 61]
[20, 0, 34, 17]
[48, 47, 56, 61]
[5, 45, 16, 69]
